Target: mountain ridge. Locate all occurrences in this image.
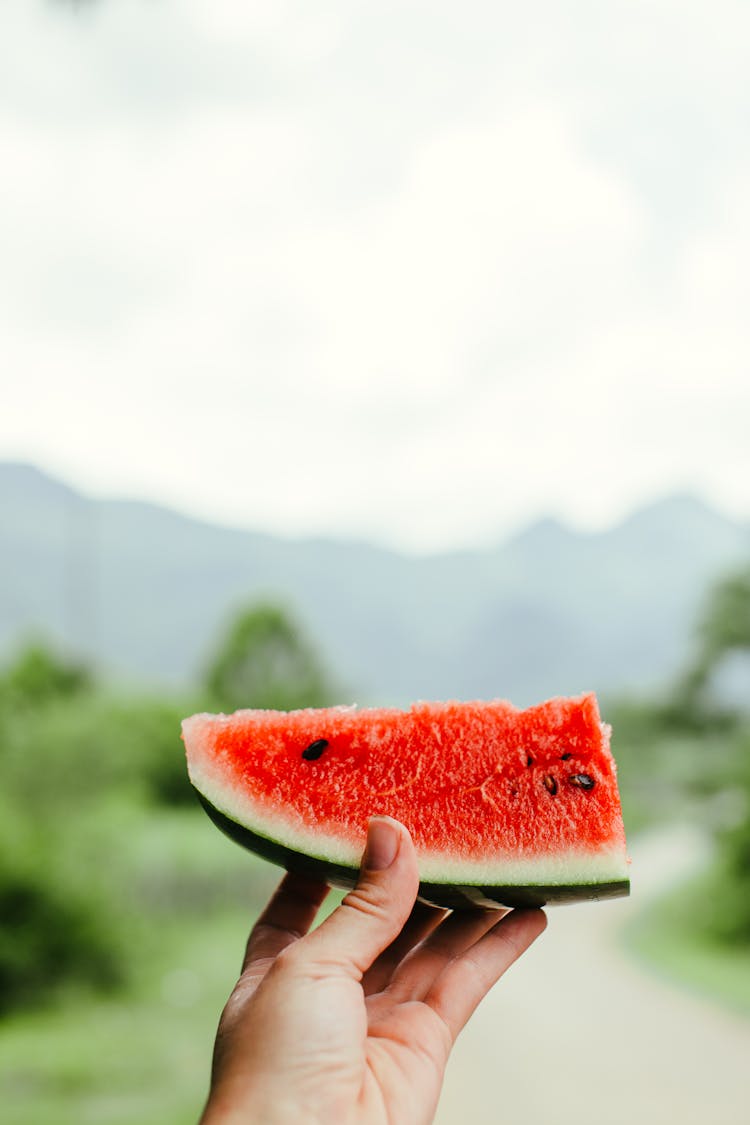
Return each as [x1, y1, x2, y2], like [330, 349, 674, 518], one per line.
[1, 461, 748, 705]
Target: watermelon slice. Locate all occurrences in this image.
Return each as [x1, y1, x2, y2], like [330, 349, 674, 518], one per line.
[183, 693, 629, 909]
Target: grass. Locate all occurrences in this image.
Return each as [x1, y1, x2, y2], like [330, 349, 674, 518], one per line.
[624, 865, 750, 1020]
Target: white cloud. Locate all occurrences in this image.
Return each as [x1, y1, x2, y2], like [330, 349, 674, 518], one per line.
[274, 104, 645, 401]
[0, 0, 748, 551]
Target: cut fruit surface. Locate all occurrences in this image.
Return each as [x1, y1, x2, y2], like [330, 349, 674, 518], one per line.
[183, 693, 630, 909]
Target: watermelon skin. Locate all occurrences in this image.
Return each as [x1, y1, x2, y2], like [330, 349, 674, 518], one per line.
[184, 693, 630, 908]
[197, 793, 629, 909]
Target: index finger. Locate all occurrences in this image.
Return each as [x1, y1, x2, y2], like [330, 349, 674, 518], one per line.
[242, 871, 330, 971]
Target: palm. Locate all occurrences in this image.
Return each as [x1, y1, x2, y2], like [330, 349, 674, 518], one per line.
[362, 996, 451, 1124]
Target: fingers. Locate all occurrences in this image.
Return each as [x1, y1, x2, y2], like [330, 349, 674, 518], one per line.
[242, 871, 330, 970]
[295, 817, 419, 979]
[384, 907, 508, 1001]
[423, 908, 547, 1041]
[362, 900, 448, 996]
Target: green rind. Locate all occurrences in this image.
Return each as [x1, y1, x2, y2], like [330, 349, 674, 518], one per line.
[196, 790, 630, 910]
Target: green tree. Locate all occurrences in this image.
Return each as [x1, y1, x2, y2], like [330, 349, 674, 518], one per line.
[707, 726, 750, 943]
[0, 641, 91, 708]
[205, 603, 334, 713]
[675, 563, 750, 944]
[679, 565, 750, 703]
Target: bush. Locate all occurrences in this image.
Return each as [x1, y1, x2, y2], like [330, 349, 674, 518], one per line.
[0, 648, 201, 1012]
[0, 873, 122, 1013]
[0, 677, 269, 1013]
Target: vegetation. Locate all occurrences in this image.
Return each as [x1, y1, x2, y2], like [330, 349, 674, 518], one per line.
[1, 570, 748, 1121]
[610, 562, 750, 950]
[676, 564, 750, 944]
[625, 864, 750, 1019]
[0, 602, 335, 1016]
[205, 603, 334, 713]
[679, 565, 750, 704]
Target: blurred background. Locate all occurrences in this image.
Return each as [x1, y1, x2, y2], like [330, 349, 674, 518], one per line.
[1, 1, 749, 1122]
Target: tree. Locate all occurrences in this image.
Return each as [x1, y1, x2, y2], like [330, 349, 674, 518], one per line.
[205, 603, 334, 713]
[672, 563, 750, 944]
[672, 564, 750, 712]
[0, 641, 91, 709]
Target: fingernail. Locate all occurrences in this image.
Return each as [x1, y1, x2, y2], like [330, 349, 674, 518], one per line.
[363, 817, 401, 871]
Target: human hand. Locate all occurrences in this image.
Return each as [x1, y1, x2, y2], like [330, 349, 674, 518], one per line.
[201, 817, 546, 1125]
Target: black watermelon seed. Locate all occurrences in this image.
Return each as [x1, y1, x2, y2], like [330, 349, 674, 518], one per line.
[543, 774, 558, 796]
[526, 754, 534, 767]
[560, 752, 573, 761]
[302, 739, 329, 761]
[568, 773, 596, 790]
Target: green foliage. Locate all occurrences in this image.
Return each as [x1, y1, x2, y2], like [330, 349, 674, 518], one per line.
[0, 873, 121, 1015]
[677, 563, 750, 944]
[0, 699, 125, 1007]
[0, 691, 194, 812]
[698, 564, 750, 657]
[0, 646, 196, 1010]
[205, 602, 334, 712]
[705, 727, 750, 944]
[678, 563, 750, 701]
[605, 697, 710, 834]
[0, 603, 334, 1015]
[612, 560, 750, 948]
[625, 862, 750, 1018]
[0, 642, 91, 709]
[135, 698, 202, 806]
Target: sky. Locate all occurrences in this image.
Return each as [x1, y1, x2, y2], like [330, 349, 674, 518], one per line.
[1, 0, 749, 553]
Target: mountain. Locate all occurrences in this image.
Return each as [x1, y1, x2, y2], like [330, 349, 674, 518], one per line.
[1, 462, 749, 705]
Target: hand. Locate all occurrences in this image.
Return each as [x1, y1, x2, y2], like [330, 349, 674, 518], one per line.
[201, 817, 546, 1125]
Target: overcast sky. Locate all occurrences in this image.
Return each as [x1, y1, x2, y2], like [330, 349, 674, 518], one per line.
[1, 0, 748, 552]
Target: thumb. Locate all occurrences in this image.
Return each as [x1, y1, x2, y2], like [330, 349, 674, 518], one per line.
[298, 817, 419, 978]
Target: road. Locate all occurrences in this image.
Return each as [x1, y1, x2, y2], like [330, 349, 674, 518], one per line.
[435, 826, 750, 1125]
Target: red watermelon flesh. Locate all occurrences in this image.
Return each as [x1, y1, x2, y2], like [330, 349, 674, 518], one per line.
[183, 693, 629, 908]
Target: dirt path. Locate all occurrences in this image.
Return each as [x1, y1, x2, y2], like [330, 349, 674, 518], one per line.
[435, 826, 750, 1125]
